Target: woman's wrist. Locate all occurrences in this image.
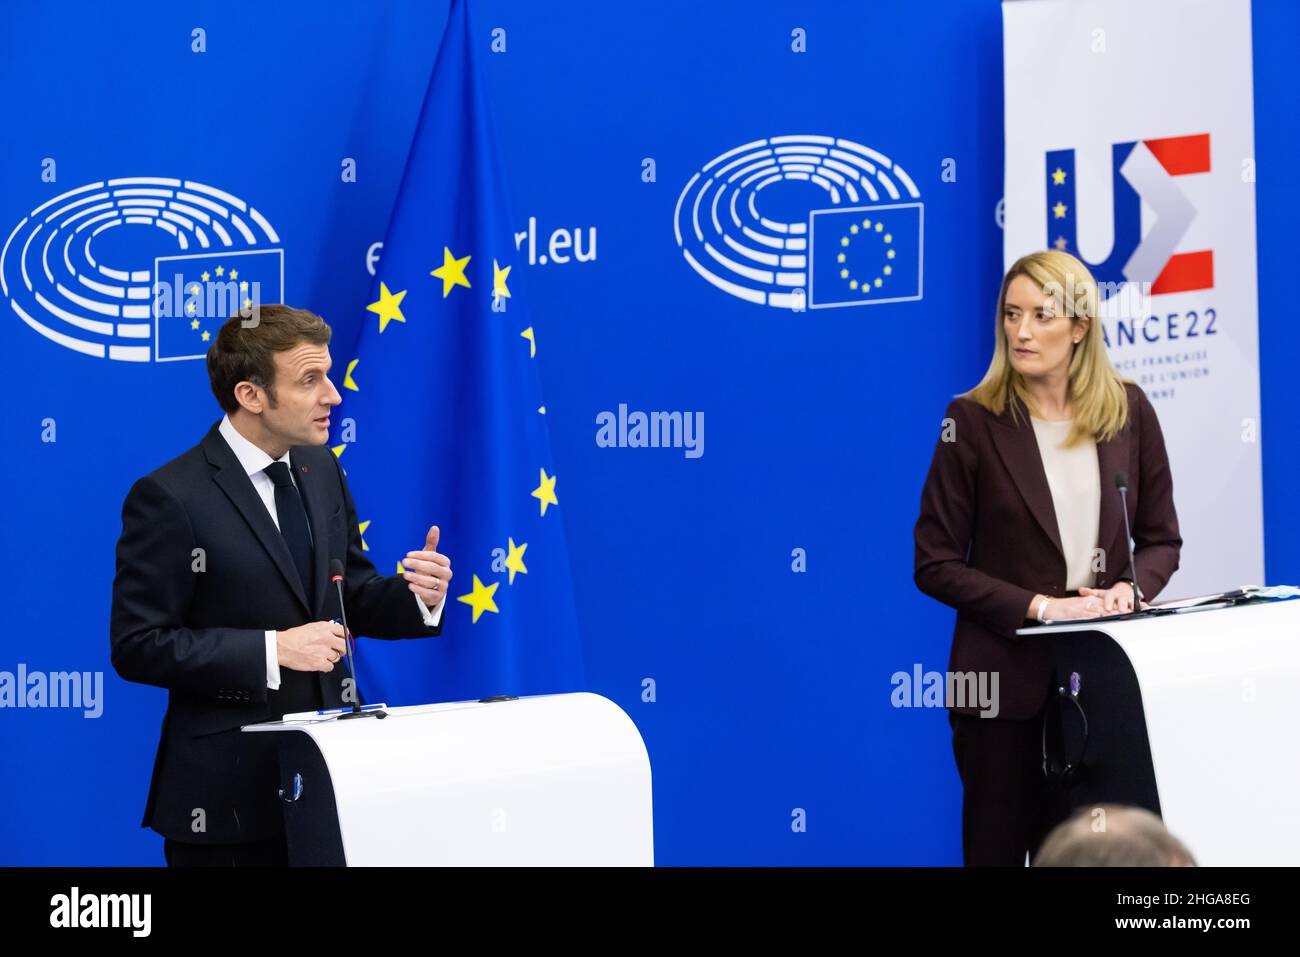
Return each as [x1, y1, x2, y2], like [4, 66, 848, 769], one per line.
[1026, 593, 1050, 622]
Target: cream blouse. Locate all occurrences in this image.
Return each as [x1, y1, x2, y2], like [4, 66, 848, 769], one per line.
[1030, 416, 1100, 591]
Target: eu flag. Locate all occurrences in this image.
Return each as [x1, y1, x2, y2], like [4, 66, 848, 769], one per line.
[154, 250, 283, 361]
[808, 202, 923, 308]
[333, 0, 584, 704]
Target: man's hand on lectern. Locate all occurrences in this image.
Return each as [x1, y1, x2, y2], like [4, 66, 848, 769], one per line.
[402, 524, 454, 605]
[277, 621, 348, 672]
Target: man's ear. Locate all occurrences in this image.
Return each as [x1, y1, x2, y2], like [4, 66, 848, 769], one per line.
[232, 380, 265, 414]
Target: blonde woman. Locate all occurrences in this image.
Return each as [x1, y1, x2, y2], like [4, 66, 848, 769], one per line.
[913, 250, 1181, 866]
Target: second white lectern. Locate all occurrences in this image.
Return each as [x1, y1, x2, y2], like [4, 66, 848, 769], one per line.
[1017, 596, 1300, 866]
[244, 691, 654, 866]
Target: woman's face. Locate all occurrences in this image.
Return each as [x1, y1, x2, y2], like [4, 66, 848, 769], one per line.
[1002, 274, 1087, 381]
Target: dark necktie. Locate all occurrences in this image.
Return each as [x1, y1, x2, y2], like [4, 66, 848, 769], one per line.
[264, 461, 314, 607]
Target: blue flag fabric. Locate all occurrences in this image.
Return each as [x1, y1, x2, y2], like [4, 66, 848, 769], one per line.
[333, 0, 584, 704]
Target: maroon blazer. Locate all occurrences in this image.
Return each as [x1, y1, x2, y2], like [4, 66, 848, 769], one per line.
[913, 382, 1181, 720]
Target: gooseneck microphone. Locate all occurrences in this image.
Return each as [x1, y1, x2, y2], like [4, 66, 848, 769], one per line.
[1113, 472, 1144, 610]
[330, 558, 386, 720]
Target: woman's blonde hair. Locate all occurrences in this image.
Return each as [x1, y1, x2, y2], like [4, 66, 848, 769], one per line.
[963, 249, 1130, 445]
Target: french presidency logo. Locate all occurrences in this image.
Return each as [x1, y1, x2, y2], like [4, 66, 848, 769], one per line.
[1045, 133, 1213, 300]
[0, 177, 283, 361]
[673, 134, 923, 310]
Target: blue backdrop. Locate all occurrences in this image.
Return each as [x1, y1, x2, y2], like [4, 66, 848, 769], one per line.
[1, 0, 1296, 865]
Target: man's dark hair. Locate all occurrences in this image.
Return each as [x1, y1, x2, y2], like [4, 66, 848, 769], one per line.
[206, 305, 332, 413]
[1033, 804, 1196, 867]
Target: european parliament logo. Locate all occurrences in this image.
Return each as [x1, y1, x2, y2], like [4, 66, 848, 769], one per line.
[0, 177, 283, 361]
[673, 135, 923, 310]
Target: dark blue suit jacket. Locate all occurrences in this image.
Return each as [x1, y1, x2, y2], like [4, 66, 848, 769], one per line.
[110, 421, 442, 844]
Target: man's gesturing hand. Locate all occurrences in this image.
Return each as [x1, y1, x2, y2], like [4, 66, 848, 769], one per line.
[402, 524, 453, 605]
[276, 621, 347, 672]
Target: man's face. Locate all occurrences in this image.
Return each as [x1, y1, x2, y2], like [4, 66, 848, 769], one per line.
[260, 343, 341, 448]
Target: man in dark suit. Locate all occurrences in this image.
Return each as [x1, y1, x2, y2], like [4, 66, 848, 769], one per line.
[110, 305, 454, 867]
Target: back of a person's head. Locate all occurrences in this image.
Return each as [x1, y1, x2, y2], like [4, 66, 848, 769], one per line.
[1033, 804, 1197, 867]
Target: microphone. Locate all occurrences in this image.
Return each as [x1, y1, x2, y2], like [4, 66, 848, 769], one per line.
[1113, 472, 1144, 610]
[330, 558, 386, 720]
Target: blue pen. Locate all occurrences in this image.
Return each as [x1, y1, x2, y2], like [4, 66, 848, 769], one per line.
[314, 703, 387, 717]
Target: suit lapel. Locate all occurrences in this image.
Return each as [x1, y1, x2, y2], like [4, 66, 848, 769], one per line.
[987, 397, 1134, 580]
[989, 406, 1064, 560]
[291, 447, 332, 618]
[202, 423, 311, 613]
[1095, 425, 1131, 573]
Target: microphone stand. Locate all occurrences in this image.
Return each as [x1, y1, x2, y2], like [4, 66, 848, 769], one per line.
[331, 561, 386, 720]
[1115, 472, 1144, 613]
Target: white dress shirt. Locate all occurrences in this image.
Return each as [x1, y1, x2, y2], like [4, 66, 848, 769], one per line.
[217, 415, 445, 690]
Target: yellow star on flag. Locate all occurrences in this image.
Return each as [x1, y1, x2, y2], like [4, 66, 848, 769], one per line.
[458, 574, 500, 623]
[367, 282, 407, 333]
[504, 538, 528, 584]
[229, 269, 238, 280]
[1051, 168, 1067, 186]
[531, 468, 557, 516]
[493, 259, 511, 300]
[430, 246, 471, 297]
[1052, 201, 1068, 219]
[331, 444, 347, 458]
[190, 318, 200, 329]
[343, 358, 359, 391]
[521, 326, 536, 357]
[216, 266, 224, 277]
[201, 330, 211, 341]
[358, 519, 371, 551]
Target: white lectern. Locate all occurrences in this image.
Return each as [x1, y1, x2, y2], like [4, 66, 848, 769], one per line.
[1017, 597, 1300, 866]
[243, 691, 654, 866]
